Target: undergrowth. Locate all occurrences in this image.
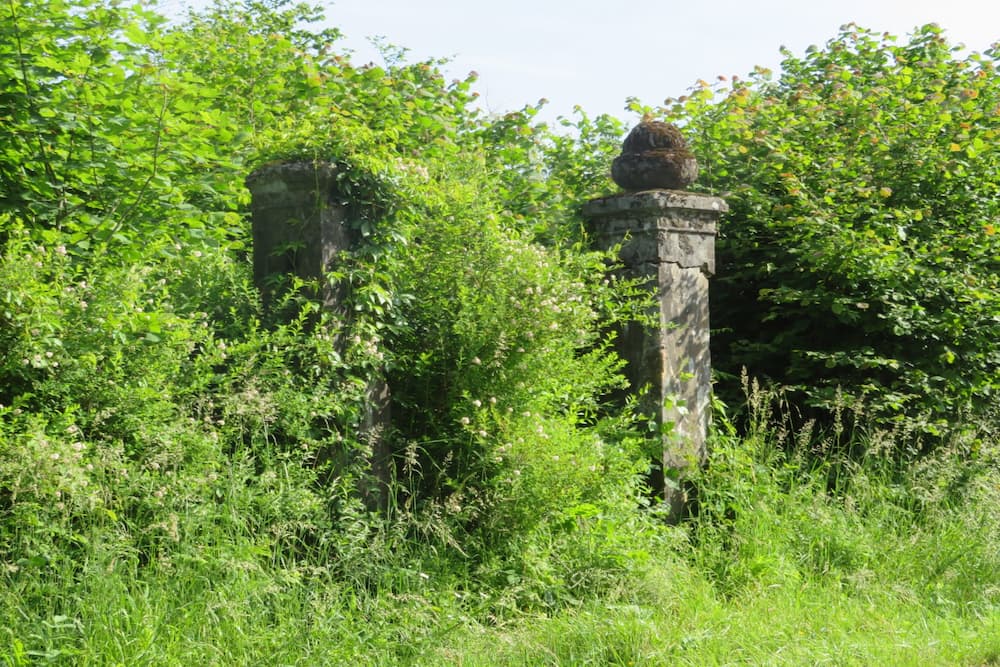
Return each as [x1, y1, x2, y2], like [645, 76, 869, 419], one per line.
[2, 379, 997, 665]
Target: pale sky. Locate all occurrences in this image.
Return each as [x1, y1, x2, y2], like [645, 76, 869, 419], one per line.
[321, 0, 1000, 123]
[165, 0, 1000, 124]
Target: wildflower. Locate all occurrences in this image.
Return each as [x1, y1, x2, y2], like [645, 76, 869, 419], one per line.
[459, 416, 471, 426]
[472, 399, 482, 408]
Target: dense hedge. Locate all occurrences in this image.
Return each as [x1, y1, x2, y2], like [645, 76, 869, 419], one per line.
[0, 0, 657, 596]
[655, 25, 1000, 437]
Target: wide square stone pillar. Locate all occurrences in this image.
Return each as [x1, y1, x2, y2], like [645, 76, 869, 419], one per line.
[245, 161, 391, 510]
[245, 161, 350, 311]
[583, 189, 726, 517]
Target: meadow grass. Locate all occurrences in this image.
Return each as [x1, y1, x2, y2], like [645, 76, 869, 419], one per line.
[3, 415, 997, 666]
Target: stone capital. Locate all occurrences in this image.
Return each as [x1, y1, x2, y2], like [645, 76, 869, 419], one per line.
[582, 189, 728, 219]
[584, 190, 726, 275]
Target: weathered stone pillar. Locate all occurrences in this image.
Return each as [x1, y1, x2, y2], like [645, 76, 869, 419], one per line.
[583, 122, 727, 519]
[245, 161, 349, 311]
[246, 161, 392, 510]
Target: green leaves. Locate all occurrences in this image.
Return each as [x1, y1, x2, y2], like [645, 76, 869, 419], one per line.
[0, 0, 244, 262]
[0, 0, 666, 596]
[659, 24, 1000, 438]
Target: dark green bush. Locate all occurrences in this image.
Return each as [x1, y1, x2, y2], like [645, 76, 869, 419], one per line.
[656, 24, 1000, 437]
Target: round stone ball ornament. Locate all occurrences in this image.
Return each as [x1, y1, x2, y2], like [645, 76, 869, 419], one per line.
[611, 120, 699, 191]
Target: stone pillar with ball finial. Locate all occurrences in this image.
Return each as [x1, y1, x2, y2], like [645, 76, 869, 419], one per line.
[583, 119, 727, 520]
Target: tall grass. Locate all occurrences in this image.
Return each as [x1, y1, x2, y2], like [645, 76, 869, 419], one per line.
[427, 385, 1000, 665]
[3, 384, 998, 665]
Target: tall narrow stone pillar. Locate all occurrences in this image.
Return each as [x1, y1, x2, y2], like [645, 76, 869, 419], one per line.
[246, 161, 392, 510]
[583, 121, 726, 518]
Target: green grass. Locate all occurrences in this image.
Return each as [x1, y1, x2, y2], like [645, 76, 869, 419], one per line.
[3, 420, 998, 666]
[432, 573, 1000, 666]
[3, 549, 996, 665]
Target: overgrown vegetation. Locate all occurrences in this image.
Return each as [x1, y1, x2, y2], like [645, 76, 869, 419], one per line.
[652, 24, 1000, 438]
[1, 0, 998, 663]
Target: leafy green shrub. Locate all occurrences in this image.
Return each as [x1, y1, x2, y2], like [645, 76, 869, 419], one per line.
[479, 102, 626, 244]
[0, 0, 244, 258]
[241, 148, 659, 581]
[656, 24, 1000, 437]
[161, 0, 662, 579]
[0, 0, 665, 610]
[0, 222, 350, 571]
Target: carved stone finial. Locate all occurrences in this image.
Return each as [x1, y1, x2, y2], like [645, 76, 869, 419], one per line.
[611, 120, 698, 191]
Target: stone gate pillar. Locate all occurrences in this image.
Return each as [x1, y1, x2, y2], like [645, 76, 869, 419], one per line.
[245, 161, 349, 311]
[245, 161, 391, 510]
[583, 121, 727, 519]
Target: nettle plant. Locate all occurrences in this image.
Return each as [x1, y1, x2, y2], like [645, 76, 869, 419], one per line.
[656, 24, 1000, 439]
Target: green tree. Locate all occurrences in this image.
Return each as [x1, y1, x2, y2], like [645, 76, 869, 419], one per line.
[659, 24, 1000, 438]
